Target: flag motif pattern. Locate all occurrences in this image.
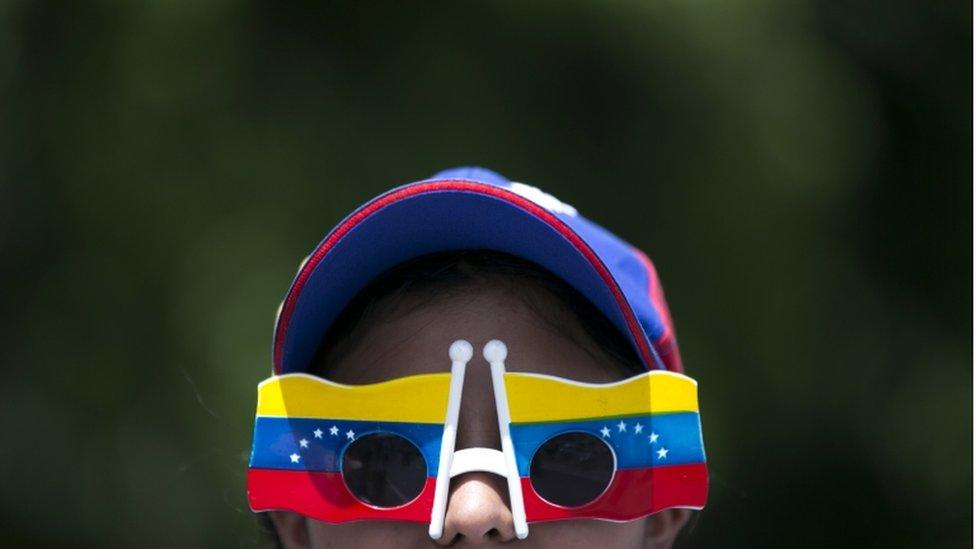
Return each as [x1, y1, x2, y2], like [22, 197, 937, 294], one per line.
[247, 369, 707, 525]
[246, 372, 452, 523]
[505, 370, 708, 521]
[249, 417, 443, 474]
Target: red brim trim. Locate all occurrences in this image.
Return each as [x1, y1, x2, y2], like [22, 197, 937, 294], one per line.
[632, 247, 683, 372]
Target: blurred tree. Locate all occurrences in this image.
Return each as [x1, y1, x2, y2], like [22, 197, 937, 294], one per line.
[0, 1, 969, 547]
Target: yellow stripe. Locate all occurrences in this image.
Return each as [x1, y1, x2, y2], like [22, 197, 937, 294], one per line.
[505, 370, 699, 423]
[256, 373, 451, 423]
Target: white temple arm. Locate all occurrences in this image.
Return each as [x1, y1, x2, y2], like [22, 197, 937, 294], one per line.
[428, 340, 472, 540]
[484, 340, 529, 539]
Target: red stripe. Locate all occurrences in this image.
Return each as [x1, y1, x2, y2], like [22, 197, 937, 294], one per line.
[247, 469, 435, 523]
[632, 247, 683, 372]
[521, 463, 708, 522]
[273, 181, 655, 373]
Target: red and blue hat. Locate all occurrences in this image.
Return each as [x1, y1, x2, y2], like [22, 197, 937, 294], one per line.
[273, 167, 682, 375]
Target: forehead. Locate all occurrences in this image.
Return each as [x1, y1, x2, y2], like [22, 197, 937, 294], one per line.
[323, 286, 630, 385]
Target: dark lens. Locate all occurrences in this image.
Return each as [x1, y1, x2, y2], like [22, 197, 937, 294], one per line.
[341, 433, 427, 508]
[529, 432, 615, 507]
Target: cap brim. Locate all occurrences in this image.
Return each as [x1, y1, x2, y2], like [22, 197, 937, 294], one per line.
[273, 180, 661, 374]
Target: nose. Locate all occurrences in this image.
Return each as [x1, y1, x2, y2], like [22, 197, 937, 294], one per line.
[436, 472, 517, 545]
[435, 345, 518, 545]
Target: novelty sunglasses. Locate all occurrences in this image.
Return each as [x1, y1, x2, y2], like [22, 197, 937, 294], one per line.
[247, 340, 708, 540]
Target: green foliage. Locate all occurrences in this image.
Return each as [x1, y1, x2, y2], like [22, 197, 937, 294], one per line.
[0, 1, 970, 546]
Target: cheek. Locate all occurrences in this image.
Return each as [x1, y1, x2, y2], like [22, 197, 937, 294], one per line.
[304, 518, 648, 548]
[306, 520, 430, 548]
[518, 519, 648, 549]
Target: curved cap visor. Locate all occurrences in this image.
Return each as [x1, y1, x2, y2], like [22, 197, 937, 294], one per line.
[273, 178, 679, 374]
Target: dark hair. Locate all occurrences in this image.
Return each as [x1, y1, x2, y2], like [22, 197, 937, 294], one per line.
[311, 249, 644, 378]
[257, 250, 645, 546]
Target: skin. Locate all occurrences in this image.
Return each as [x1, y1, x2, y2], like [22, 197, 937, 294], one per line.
[270, 284, 691, 548]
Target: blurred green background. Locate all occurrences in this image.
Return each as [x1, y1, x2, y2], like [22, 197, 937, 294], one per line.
[0, 1, 970, 547]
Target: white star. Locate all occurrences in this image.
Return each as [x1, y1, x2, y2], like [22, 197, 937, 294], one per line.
[649, 432, 659, 444]
[600, 426, 611, 438]
[656, 447, 669, 460]
[617, 420, 627, 433]
[346, 429, 355, 440]
[634, 423, 643, 434]
[289, 453, 301, 463]
[313, 428, 323, 439]
[329, 425, 339, 436]
[299, 438, 309, 448]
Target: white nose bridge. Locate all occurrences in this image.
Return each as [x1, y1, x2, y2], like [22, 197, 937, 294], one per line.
[449, 447, 508, 477]
[427, 340, 529, 541]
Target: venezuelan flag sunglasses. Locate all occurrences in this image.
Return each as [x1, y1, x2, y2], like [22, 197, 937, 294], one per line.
[247, 340, 708, 540]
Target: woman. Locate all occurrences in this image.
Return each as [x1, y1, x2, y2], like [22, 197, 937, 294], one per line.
[248, 168, 707, 547]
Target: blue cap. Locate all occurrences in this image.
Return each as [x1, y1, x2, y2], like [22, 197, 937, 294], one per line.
[272, 167, 682, 374]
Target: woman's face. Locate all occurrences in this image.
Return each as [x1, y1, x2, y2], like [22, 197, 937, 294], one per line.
[269, 285, 691, 548]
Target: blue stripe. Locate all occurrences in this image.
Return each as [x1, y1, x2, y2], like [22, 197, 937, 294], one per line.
[249, 417, 444, 476]
[510, 412, 705, 476]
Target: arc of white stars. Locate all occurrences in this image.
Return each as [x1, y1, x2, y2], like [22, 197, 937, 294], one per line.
[617, 420, 627, 432]
[600, 426, 611, 438]
[312, 428, 323, 439]
[289, 453, 301, 463]
[299, 438, 309, 448]
[329, 425, 339, 436]
[648, 432, 659, 444]
[656, 447, 669, 460]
